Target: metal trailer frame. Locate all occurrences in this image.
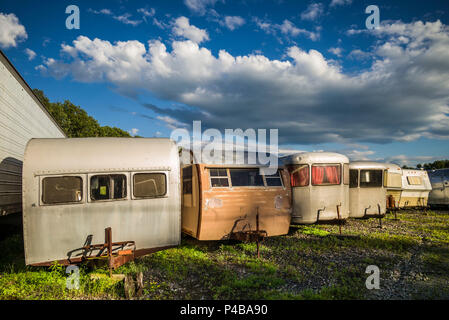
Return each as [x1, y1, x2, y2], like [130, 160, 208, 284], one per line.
[22, 138, 181, 266]
[281, 152, 350, 224]
[428, 168, 449, 207]
[348, 162, 387, 223]
[399, 169, 432, 209]
[180, 151, 292, 241]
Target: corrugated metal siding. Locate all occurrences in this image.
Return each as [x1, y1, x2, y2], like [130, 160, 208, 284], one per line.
[0, 53, 65, 215]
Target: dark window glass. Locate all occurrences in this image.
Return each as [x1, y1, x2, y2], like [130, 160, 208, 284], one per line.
[312, 164, 341, 186]
[134, 173, 167, 198]
[42, 176, 82, 204]
[182, 167, 193, 195]
[209, 168, 229, 187]
[230, 168, 264, 187]
[210, 168, 227, 177]
[350, 170, 359, 188]
[91, 174, 127, 200]
[265, 170, 283, 187]
[360, 170, 383, 188]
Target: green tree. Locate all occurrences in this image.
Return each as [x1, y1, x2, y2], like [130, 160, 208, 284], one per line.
[33, 89, 132, 138]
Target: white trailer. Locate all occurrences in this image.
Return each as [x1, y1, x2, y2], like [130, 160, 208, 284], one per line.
[22, 138, 181, 266]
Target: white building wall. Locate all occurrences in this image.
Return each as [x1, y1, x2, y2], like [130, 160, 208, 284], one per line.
[0, 51, 65, 215]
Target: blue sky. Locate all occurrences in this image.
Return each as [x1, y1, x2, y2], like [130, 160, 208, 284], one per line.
[0, 0, 448, 166]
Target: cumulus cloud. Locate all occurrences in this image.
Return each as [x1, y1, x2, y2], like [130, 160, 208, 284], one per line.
[172, 17, 209, 44]
[0, 12, 27, 48]
[39, 20, 449, 146]
[254, 18, 320, 41]
[328, 47, 343, 57]
[223, 16, 245, 31]
[330, 0, 352, 7]
[300, 3, 324, 21]
[88, 8, 142, 26]
[24, 48, 36, 60]
[184, 0, 221, 16]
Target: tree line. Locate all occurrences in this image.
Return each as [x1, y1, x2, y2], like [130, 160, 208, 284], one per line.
[33, 89, 138, 138]
[402, 160, 449, 170]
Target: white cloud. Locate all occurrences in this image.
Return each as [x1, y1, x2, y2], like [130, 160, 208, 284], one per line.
[223, 16, 245, 31]
[88, 8, 113, 15]
[24, 48, 36, 60]
[330, 0, 352, 7]
[114, 13, 142, 26]
[328, 47, 343, 57]
[88, 8, 142, 26]
[184, 0, 220, 16]
[172, 17, 209, 44]
[129, 128, 139, 136]
[40, 20, 449, 146]
[255, 18, 320, 41]
[300, 3, 324, 21]
[0, 12, 27, 48]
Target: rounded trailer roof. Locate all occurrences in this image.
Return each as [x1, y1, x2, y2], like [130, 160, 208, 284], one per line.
[402, 168, 429, 176]
[281, 152, 349, 165]
[24, 138, 178, 174]
[377, 163, 402, 174]
[349, 161, 389, 170]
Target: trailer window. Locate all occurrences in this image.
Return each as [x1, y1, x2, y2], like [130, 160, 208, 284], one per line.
[134, 173, 167, 198]
[343, 164, 350, 185]
[209, 168, 229, 187]
[182, 166, 193, 194]
[407, 176, 423, 185]
[230, 168, 264, 187]
[350, 170, 358, 188]
[91, 175, 127, 201]
[360, 170, 383, 188]
[42, 176, 82, 204]
[265, 170, 283, 187]
[289, 165, 309, 187]
[312, 164, 341, 186]
[386, 172, 402, 188]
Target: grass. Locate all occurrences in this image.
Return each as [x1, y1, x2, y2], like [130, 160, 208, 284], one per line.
[0, 209, 449, 300]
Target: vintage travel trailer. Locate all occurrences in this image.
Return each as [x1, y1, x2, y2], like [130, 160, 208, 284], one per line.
[383, 163, 403, 209]
[281, 152, 350, 224]
[348, 162, 386, 218]
[399, 169, 432, 208]
[180, 151, 292, 240]
[427, 169, 449, 207]
[22, 138, 181, 266]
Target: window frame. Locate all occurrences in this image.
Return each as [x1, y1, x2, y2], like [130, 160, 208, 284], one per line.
[88, 172, 129, 203]
[288, 164, 310, 188]
[359, 169, 384, 188]
[311, 163, 342, 186]
[182, 166, 193, 195]
[208, 168, 231, 188]
[263, 169, 285, 188]
[131, 171, 169, 200]
[349, 169, 359, 189]
[39, 174, 85, 206]
[406, 175, 423, 186]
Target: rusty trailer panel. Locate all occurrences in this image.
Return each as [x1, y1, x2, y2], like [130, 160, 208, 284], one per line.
[181, 163, 292, 241]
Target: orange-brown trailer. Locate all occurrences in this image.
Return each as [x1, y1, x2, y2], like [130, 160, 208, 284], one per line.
[181, 163, 292, 240]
